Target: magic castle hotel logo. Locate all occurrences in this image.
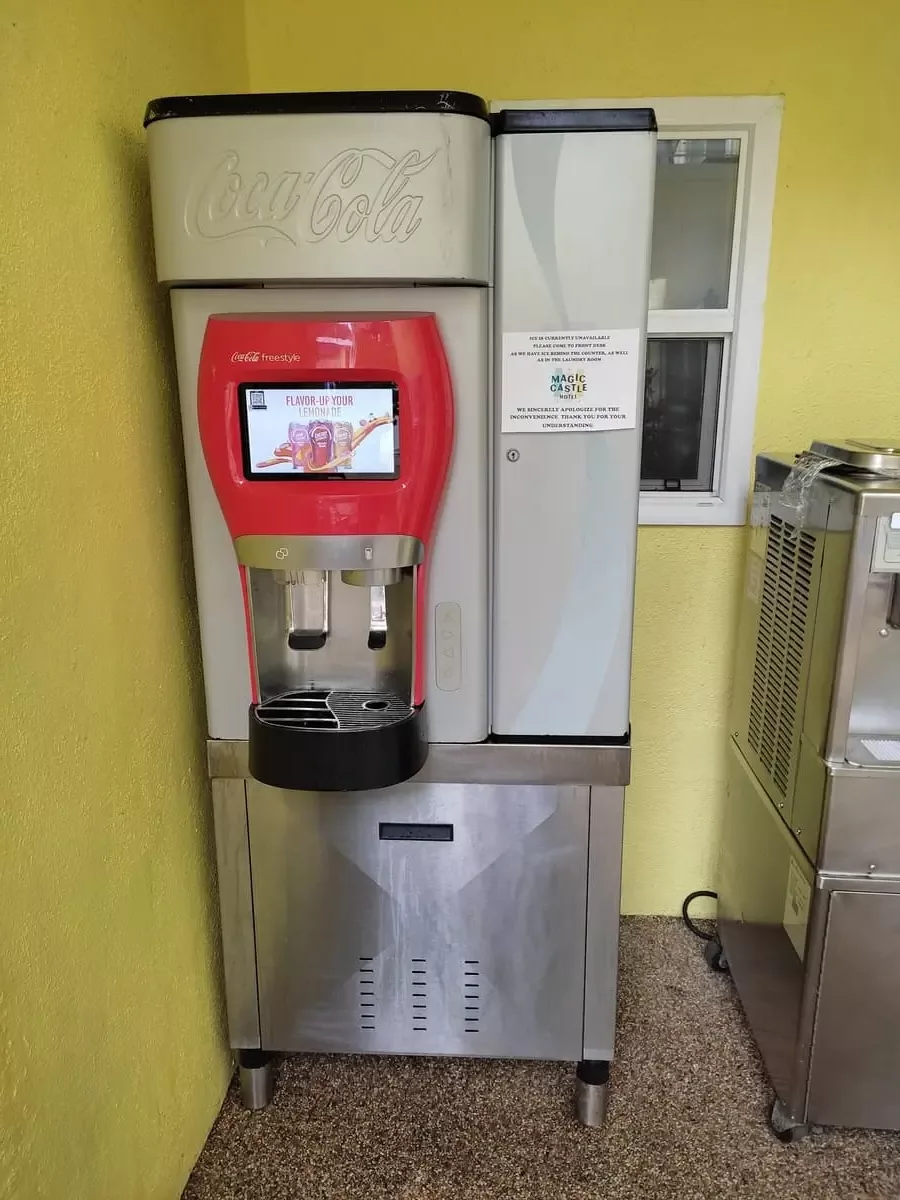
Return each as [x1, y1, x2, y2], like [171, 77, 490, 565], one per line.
[549, 370, 588, 399]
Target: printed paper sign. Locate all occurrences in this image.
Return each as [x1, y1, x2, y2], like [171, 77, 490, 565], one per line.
[501, 329, 640, 433]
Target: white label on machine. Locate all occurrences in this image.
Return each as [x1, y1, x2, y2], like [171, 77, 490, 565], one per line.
[750, 485, 771, 527]
[783, 858, 812, 961]
[500, 329, 640, 433]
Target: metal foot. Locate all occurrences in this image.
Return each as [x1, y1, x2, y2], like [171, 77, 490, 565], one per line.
[237, 1050, 274, 1111]
[575, 1060, 610, 1127]
[703, 936, 729, 972]
[769, 1096, 810, 1143]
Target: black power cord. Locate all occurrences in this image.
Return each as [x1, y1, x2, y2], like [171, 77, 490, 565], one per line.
[682, 890, 718, 941]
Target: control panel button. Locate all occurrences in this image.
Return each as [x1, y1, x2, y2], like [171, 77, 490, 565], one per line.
[434, 601, 462, 692]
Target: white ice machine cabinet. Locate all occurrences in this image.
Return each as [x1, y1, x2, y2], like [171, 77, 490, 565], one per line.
[492, 108, 655, 739]
[144, 92, 656, 1128]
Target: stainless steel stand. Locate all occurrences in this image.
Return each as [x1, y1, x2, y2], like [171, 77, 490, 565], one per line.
[209, 739, 629, 1124]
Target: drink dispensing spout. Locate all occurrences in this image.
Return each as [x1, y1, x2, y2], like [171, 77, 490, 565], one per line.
[340, 567, 406, 652]
[280, 569, 329, 652]
[368, 586, 387, 652]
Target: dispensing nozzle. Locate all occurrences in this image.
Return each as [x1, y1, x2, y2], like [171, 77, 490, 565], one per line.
[368, 585, 387, 651]
[338, 567, 403, 653]
[279, 569, 329, 651]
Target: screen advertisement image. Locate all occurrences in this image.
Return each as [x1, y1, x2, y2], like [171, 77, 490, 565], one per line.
[239, 383, 399, 480]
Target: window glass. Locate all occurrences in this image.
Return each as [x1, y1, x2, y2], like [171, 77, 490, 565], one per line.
[641, 338, 725, 490]
[650, 139, 740, 310]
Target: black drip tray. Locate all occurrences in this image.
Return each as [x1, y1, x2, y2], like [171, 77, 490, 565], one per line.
[256, 689, 413, 733]
[249, 695, 428, 792]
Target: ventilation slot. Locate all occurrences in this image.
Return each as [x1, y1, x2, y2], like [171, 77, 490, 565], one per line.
[747, 516, 819, 802]
[358, 957, 376, 1031]
[411, 959, 428, 1032]
[463, 960, 480, 1034]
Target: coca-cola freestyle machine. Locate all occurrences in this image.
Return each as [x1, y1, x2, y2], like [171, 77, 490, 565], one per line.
[145, 92, 656, 1125]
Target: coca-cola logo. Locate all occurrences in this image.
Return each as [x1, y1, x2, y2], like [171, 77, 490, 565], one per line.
[193, 146, 438, 246]
[230, 351, 304, 364]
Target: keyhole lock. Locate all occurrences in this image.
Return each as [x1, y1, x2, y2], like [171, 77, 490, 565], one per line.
[506, 448, 520, 463]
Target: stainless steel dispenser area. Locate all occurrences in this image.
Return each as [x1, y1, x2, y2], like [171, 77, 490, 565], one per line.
[144, 92, 656, 1125]
[716, 439, 900, 1139]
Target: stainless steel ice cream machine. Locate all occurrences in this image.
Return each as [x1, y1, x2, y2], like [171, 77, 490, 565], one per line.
[714, 439, 900, 1139]
[144, 91, 657, 1124]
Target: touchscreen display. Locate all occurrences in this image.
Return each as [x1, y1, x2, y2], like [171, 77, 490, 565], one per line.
[239, 383, 399, 479]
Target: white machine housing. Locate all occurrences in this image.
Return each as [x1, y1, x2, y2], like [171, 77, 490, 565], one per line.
[148, 99, 654, 745]
[147, 105, 490, 283]
[149, 102, 491, 744]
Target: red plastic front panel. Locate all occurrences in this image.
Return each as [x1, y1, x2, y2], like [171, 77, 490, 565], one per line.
[198, 313, 454, 708]
[198, 313, 454, 546]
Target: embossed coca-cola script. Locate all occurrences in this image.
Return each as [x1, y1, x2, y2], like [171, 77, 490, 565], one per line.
[193, 147, 438, 245]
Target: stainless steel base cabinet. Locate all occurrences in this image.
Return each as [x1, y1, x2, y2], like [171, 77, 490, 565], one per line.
[249, 780, 588, 1059]
[720, 742, 900, 1137]
[209, 740, 628, 1126]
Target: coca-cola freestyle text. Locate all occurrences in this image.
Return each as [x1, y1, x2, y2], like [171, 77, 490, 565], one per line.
[231, 351, 303, 364]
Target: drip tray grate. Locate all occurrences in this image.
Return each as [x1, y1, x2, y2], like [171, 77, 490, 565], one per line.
[256, 689, 413, 732]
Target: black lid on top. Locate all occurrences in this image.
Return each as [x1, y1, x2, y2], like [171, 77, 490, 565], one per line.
[143, 90, 489, 127]
[492, 108, 657, 135]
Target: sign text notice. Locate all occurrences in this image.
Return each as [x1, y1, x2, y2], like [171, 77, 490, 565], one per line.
[501, 328, 640, 433]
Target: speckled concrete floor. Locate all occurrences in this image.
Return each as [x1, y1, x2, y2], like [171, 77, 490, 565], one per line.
[183, 918, 900, 1199]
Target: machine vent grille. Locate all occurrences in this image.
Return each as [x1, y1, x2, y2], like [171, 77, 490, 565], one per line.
[411, 959, 428, 1032]
[747, 516, 818, 799]
[463, 960, 480, 1034]
[359, 957, 376, 1031]
[256, 689, 412, 732]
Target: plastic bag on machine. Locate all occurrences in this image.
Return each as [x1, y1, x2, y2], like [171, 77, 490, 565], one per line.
[780, 451, 844, 524]
[781, 448, 900, 525]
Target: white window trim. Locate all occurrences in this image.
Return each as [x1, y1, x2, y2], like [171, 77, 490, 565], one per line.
[491, 96, 784, 526]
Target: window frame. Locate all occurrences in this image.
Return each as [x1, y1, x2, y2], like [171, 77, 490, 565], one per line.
[491, 96, 784, 526]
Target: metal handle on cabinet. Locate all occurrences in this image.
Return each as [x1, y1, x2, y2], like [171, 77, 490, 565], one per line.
[888, 575, 900, 630]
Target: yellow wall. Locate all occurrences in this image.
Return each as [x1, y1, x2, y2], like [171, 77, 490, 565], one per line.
[245, 0, 900, 913]
[0, 3, 246, 1197]
[1, 5, 896, 1191]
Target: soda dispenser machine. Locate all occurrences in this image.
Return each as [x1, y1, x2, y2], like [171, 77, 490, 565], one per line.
[145, 91, 656, 1125]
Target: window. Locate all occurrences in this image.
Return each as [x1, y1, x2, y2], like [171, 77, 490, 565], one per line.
[492, 97, 783, 525]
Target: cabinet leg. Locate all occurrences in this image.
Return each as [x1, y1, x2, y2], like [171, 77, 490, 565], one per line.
[575, 1060, 610, 1127]
[237, 1049, 274, 1111]
[769, 1096, 810, 1143]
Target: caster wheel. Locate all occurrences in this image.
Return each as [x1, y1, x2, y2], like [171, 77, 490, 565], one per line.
[703, 937, 729, 972]
[769, 1098, 810, 1143]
